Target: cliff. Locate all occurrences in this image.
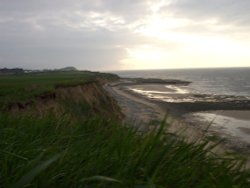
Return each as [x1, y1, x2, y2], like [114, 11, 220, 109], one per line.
[7, 81, 122, 119]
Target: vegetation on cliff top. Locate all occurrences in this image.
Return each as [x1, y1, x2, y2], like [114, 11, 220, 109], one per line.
[0, 71, 118, 111]
[0, 71, 250, 187]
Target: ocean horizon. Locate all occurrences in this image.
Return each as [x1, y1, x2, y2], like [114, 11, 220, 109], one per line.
[113, 67, 250, 97]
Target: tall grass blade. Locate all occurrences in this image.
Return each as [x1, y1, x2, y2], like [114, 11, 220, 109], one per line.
[12, 154, 61, 188]
[80, 175, 122, 183]
[1, 150, 28, 161]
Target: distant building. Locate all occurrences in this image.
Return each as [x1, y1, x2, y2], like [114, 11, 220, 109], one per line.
[0, 68, 24, 75]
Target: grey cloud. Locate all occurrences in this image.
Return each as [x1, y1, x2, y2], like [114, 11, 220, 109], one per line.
[98, 0, 150, 21]
[0, 0, 149, 70]
[0, 5, 133, 70]
[0, 0, 96, 12]
[165, 0, 250, 27]
[0, 25, 128, 70]
[153, 0, 250, 41]
[0, 0, 149, 23]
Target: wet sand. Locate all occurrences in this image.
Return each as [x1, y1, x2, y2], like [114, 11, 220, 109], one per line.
[211, 110, 250, 121]
[184, 110, 250, 149]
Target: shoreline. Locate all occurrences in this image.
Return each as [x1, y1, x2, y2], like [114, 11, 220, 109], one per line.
[105, 78, 250, 166]
[104, 82, 165, 132]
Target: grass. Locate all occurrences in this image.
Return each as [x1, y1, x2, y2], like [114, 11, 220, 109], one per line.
[0, 71, 118, 110]
[0, 71, 250, 187]
[1, 114, 250, 187]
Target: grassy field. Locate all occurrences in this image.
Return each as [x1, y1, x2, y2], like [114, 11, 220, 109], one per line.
[0, 71, 118, 110]
[0, 71, 250, 187]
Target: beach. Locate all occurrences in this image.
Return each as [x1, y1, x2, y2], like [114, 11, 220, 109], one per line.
[105, 78, 250, 159]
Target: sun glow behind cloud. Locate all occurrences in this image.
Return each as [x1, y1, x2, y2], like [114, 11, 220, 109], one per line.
[120, 1, 250, 70]
[121, 45, 167, 69]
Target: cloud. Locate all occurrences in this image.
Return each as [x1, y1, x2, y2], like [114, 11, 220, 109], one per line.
[164, 0, 250, 32]
[0, 0, 250, 70]
[0, 1, 139, 70]
[0, 0, 173, 70]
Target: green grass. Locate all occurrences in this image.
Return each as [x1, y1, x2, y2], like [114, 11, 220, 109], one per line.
[1, 114, 250, 188]
[0, 71, 118, 110]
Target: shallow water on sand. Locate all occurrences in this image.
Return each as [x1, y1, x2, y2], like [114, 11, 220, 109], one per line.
[184, 111, 250, 144]
[127, 84, 249, 103]
[128, 84, 198, 103]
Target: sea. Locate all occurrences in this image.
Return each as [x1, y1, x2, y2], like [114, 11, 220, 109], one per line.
[114, 67, 250, 97]
[113, 67, 250, 145]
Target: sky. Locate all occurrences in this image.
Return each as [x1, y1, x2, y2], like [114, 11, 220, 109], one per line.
[0, 0, 250, 71]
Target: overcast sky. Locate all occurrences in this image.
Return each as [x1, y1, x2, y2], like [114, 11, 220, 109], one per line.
[0, 0, 250, 70]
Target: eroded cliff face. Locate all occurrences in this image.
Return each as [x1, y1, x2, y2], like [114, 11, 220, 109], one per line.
[55, 82, 122, 119]
[7, 81, 122, 119]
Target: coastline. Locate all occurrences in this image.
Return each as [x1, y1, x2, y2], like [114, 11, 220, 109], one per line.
[105, 78, 250, 165]
[3, 71, 250, 187]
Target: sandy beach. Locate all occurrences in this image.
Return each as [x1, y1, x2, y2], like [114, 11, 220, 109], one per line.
[104, 82, 165, 132]
[105, 78, 250, 164]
